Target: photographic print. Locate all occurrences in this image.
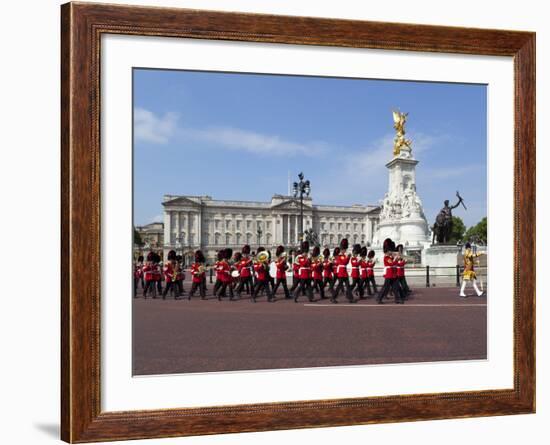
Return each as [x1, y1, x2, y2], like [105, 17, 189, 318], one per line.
[132, 69, 488, 376]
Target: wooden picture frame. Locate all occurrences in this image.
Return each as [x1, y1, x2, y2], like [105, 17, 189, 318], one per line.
[61, 2, 535, 442]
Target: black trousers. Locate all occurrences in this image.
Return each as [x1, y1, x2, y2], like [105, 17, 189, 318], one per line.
[189, 281, 206, 299]
[357, 278, 367, 298]
[162, 280, 183, 299]
[235, 276, 253, 296]
[216, 281, 234, 300]
[252, 279, 273, 301]
[398, 276, 411, 295]
[293, 278, 314, 302]
[349, 277, 361, 296]
[312, 279, 325, 299]
[365, 276, 377, 295]
[289, 276, 299, 293]
[377, 278, 403, 303]
[273, 278, 290, 298]
[332, 277, 353, 301]
[143, 280, 159, 298]
[213, 279, 223, 296]
[321, 277, 334, 293]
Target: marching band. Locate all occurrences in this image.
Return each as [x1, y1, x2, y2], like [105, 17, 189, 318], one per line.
[133, 237, 423, 304]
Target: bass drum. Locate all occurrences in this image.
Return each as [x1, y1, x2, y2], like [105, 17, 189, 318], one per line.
[269, 262, 277, 278]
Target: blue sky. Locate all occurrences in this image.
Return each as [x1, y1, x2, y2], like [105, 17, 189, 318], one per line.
[133, 68, 487, 228]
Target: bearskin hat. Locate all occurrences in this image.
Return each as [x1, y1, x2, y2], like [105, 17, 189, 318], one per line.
[352, 243, 361, 255]
[312, 246, 320, 257]
[396, 244, 404, 254]
[194, 250, 205, 263]
[295, 247, 302, 256]
[167, 250, 176, 261]
[333, 247, 340, 257]
[275, 245, 285, 257]
[153, 252, 161, 263]
[242, 244, 251, 255]
[383, 238, 395, 253]
[217, 250, 224, 261]
[465, 242, 472, 249]
[323, 248, 330, 258]
[225, 248, 233, 260]
[137, 255, 144, 262]
[176, 255, 182, 262]
[340, 238, 349, 250]
[257, 246, 265, 253]
[234, 252, 242, 262]
[368, 250, 375, 259]
[146, 251, 155, 262]
[301, 240, 310, 253]
[360, 246, 367, 258]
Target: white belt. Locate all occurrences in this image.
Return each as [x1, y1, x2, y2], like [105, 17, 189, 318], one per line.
[299, 267, 311, 273]
[336, 265, 346, 271]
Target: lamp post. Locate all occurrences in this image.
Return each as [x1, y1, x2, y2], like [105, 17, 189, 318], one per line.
[257, 226, 263, 246]
[292, 172, 311, 243]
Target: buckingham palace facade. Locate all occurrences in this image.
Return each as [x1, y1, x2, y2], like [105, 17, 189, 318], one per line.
[162, 194, 381, 262]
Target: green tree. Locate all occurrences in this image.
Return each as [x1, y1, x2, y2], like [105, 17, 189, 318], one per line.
[134, 227, 144, 246]
[449, 216, 466, 243]
[464, 217, 488, 244]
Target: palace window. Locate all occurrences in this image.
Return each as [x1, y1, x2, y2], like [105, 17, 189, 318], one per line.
[236, 220, 242, 230]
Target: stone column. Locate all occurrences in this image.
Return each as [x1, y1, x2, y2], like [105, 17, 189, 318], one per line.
[163, 210, 171, 247]
[196, 211, 202, 248]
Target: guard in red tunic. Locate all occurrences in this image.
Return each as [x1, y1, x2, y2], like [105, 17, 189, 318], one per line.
[176, 254, 186, 296]
[142, 251, 160, 298]
[213, 250, 225, 297]
[292, 241, 314, 303]
[162, 250, 183, 299]
[357, 246, 368, 299]
[273, 245, 290, 299]
[252, 249, 274, 302]
[188, 250, 206, 299]
[321, 248, 334, 295]
[365, 250, 378, 296]
[377, 239, 404, 304]
[349, 244, 362, 297]
[395, 244, 411, 298]
[332, 239, 355, 304]
[310, 246, 325, 299]
[215, 248, 233, 301]
[153, 252, 163, 295]
[288, 249, 301, 296]
[234, 244, 253, 298]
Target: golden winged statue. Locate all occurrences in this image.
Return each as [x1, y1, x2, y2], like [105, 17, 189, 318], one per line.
[392, 110, 412, 156]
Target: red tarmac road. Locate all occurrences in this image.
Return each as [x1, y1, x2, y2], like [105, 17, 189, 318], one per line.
[133, 284, 487, 375]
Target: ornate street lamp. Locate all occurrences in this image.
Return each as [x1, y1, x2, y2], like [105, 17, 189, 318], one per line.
[292, 172, 311, 243]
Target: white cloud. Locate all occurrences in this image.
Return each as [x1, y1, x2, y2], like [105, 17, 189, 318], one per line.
[187, 126, 328, 157]
[134, 107, 328, 156]
[134, 107, 179, 144]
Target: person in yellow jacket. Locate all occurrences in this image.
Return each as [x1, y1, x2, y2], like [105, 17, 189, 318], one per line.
[460, 242, 485, 297]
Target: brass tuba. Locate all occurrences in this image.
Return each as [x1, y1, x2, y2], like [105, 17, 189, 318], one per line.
[257, 251, 269, 263]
